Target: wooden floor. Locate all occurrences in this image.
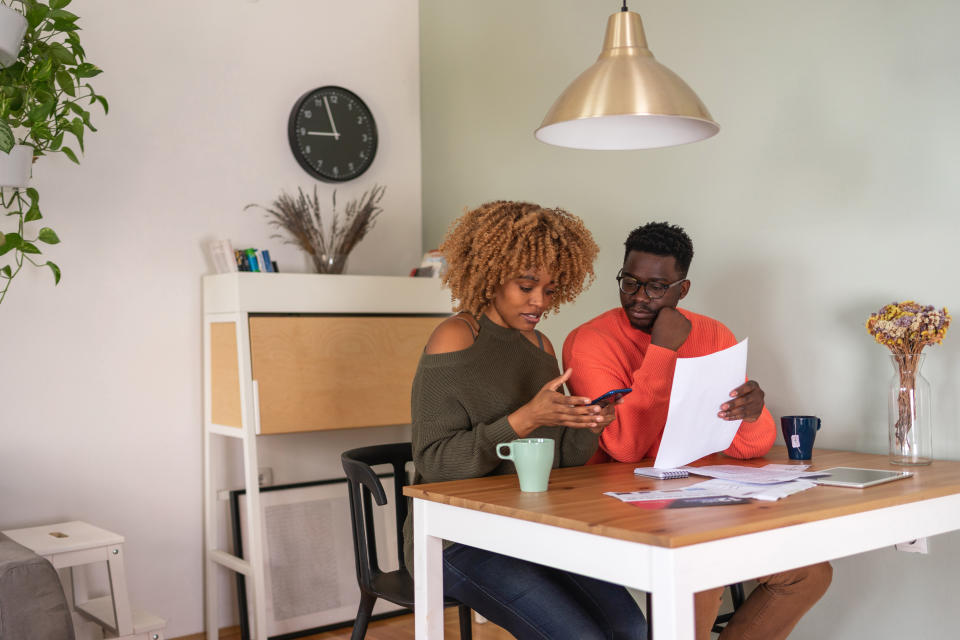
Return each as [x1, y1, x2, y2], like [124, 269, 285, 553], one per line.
[204, 609, 515, 640]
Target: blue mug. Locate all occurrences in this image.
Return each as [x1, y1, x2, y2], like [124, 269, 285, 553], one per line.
[780, 416, 821, 460]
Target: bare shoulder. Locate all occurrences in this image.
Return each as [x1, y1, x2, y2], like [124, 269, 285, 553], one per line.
[424, 314, 478, 355]
[538, 331, 557, 356]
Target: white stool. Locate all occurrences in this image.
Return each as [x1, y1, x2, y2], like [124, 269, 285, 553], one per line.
[1, 521, 166, 640]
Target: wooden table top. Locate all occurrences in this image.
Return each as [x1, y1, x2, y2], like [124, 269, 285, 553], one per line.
[404, 450, 960, 548]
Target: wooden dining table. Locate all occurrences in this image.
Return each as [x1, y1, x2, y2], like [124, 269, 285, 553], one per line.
[405, 449, 960, 639]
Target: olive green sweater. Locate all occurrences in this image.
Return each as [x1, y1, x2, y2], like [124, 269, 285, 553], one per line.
[402, 314, 600, 574]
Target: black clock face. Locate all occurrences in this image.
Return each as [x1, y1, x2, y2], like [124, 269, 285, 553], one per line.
[288, 86, 378, 182]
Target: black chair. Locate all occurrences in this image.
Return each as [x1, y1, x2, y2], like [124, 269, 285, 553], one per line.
[711, 582, 746, 633]
[341, 443, 472, 640]
[646, 582, 746, 638]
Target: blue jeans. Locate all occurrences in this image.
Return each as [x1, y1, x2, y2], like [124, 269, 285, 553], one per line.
[443, 543, 647, 640]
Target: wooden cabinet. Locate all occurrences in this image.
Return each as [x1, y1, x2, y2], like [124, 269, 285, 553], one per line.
[202, 273, 450, 639]
[249, 315, 442, 433]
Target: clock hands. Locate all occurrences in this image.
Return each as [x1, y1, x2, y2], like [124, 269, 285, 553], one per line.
[323, 96, 340, 141]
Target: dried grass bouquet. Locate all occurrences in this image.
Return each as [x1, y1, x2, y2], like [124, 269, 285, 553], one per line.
[246, 184, 385, 274]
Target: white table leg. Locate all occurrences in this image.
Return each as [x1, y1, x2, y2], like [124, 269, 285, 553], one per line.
[651, 588, 696, 640]
[414, 499, 445, 639]
[651, 550, 696, 640]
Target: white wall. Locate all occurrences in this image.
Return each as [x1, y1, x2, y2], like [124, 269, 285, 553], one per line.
[0, 1, 421, 637]
[420, 1, 960, 638]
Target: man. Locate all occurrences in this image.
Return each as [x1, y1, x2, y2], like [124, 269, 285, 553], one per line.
[563, 221, 831, 640]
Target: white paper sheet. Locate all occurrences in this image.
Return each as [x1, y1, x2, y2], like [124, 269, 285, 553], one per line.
[604, 483, 725, 502]
[654, 339, 748, 469]
[682, 464, 819, 485]
[693, 478, 818, 501]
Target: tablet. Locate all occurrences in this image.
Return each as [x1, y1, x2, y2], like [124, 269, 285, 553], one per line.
[811, 467, 913, 488]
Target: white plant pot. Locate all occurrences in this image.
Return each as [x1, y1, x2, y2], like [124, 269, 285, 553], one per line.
[0, 4, 26, 68]
[0, 144, 33, 187]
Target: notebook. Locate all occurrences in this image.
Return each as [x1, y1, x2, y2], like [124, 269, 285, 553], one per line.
[634, 467, 689, 479]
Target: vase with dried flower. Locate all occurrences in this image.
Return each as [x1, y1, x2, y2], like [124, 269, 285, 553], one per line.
[866, 301, 951, 465]
[246, 184, 384, 274]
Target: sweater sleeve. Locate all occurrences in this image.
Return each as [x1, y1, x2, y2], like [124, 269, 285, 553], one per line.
[411, 366, 518, 483]
[557, 426, 601, 467]
[563, 328, 678, 463]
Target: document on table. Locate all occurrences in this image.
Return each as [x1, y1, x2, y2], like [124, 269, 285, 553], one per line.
[684, 464, 825, 485]
[654, 339, 749, 469]
[605, 483, 725, 502]
[693, 478, 818, 502]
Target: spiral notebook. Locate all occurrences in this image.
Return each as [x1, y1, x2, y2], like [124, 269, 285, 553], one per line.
[634, 467, 690, 479]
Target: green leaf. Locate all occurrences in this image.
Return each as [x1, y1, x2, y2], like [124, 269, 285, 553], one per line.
[26, 188, 39, 205]
[93, 94, 108, 115]
[79, 108, 96, 132]
[25, 4, 48, 30]
[46, 260, 61, 284]
[32, 57, 54, 81]
[51, 18, 79, 33]
[60, 146, 78, 163]
[28, 100, 55, 122]
[9, 88, 25, 112]
[69, 41, 86, 61]
[50, 131, 63, 151]
[69, 117, 84, 151]
[38, 227, 59, 244]
[24, 200, 42, 222]
[20, 241, 41, 254]
[49, 9, 79, 22]
[55, 69, 75, 96]
[66, 101, 83, 115]
[47, 42, 75, 65]
[0, 122, 14, 153]
[50, 0, 73, 9]
[0, 232, 22, 256]
[75, 63, 101, 79]
[1, 265, 11, 279]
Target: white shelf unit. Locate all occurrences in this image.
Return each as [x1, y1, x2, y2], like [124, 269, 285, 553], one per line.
[202, 273, 451, 640]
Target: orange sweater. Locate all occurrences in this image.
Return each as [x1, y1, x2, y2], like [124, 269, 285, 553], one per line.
[562, 307, 775, 464]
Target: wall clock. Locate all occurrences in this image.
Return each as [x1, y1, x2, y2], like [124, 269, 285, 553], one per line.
[287, 86, 378, 182]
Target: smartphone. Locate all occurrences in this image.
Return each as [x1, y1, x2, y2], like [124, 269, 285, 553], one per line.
[589, 388, 632, 407]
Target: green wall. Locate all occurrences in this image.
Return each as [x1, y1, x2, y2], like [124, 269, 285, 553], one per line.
[420, 1, 960, 637]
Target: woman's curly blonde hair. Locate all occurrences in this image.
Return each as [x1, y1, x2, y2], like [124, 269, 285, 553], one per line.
[439, 200, 598, 317]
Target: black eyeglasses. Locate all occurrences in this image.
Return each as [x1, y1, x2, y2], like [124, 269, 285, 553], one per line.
[616, 269, 686, 299]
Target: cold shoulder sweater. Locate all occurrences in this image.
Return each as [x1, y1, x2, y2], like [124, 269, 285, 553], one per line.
[402, 314, 600, 574]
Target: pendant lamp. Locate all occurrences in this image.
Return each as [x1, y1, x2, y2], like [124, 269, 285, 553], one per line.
[535, 3, 718, 150]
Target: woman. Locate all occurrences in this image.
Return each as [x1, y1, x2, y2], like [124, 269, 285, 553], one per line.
[402, 201, 647, 640]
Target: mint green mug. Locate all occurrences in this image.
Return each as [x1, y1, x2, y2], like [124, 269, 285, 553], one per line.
[496, 438, 555, 492]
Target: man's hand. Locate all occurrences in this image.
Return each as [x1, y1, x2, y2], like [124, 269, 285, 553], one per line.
[650, 307, 692, 351]
[719, 380, 765, 422]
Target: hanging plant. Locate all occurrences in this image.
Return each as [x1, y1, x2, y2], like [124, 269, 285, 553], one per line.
[0, 0, 108, 304]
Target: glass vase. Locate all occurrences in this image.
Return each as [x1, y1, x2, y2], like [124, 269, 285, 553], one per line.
[888, 353, 932, 465]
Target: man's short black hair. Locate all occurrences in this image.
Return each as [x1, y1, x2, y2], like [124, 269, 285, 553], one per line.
[623, 222, 694, 276]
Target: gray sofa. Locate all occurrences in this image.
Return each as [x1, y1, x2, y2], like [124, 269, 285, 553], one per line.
[0, 532, 75, 640]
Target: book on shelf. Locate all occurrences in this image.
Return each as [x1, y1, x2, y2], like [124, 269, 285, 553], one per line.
[207, 238, 238, 274]
[229, 247, 279, 273]
[244, 248, 261, 272]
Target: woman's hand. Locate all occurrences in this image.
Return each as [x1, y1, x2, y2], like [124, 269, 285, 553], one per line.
[508, 369, 607, 437]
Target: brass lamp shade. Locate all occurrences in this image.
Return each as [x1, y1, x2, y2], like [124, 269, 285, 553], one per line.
[535, 10, 719, 150]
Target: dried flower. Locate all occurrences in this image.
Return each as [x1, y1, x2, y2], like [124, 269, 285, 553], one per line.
[865, 300, 950, 355]
[246, 184, 385, 274]
[866, 300, 950, 453]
